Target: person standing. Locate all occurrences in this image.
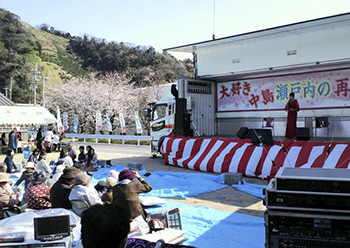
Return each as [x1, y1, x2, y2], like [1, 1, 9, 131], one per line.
[285, 92, 300, 139]
[44, 128, 54, 153]
[36, 128, 44, 151]
[8, 128, 18, 153]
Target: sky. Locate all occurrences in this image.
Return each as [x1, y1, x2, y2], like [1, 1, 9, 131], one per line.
[1, 0, 350, 60]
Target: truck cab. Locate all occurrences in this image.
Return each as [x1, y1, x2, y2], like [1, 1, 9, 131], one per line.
[147, 99, 175, 157]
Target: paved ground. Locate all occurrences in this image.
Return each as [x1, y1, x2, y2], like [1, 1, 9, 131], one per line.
[3, 142, 268, 218]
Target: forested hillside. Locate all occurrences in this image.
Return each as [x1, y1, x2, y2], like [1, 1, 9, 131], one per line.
[0, 8, 193, 103]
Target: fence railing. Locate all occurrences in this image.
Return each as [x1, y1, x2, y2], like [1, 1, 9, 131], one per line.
[65, 133, 150, 146]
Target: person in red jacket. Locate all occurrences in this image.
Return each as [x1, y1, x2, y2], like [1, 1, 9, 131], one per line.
[285, 92, 300, 139]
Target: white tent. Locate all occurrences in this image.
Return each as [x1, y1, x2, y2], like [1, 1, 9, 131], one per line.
[0, 106, 57, 126]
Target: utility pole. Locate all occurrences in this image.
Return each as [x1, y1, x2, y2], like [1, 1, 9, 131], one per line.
[3, 87, 9, 98]
[9, 77, 13, 101]
[42, 76, 47, 106]
[29, 63, 41, 106]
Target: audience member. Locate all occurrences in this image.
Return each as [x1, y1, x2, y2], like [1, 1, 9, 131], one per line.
[51, 133, 60, 152]
[50, 167, 79, 209]
[36, 151, 54, 186]
[36, 128, 44, 151]
[69, 172, 102, 216]
[52, 162, 66, 182]
[0, 133, 6, 146]
[27, 148, 40, 165]
[94, 180, 107, 198]
[44, 128, 54, 153]
[13, 162, 35, 190]
[0, 173, 20, 208]
[108, 169, 119, 180]
[81, 204, 130, 248]
[112, 169, 152, 222]
[4, 149, 17, 173]
[77, 146, 86, 165]
[8, 128, 18, 153]
[67, 142, 77, 162]
[0, 163, 7, 173]
[57, 149, 74, 167]
[27, 171, 51, 210]
[101, 177, 117, 204]
[83, 147, 97, 172]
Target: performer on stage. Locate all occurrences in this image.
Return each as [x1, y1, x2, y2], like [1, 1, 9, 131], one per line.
[285, 92, 300, 139]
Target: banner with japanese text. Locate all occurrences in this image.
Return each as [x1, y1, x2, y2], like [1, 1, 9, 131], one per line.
[96, 110, 102, 131]
[63, 112, 69, 131]
[217, 69, 350, 112]
[119, 111, 126, 134]
[134, 111, 143, 134]
[73, 114, 79, 133]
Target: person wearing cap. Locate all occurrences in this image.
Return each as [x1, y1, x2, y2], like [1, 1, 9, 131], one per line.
[112, 169, 152, 222]
[68, 172, 102, 216]
[13, 162, 35, 190]
[94, 180, 107, 198]
[0, 173, 20, 208]
[101, 177, 117, 204]
[50, 167, 80, 209]
[26, 171, 51, 210]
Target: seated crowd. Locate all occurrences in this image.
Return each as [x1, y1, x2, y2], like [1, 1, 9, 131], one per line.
[0, 143, 154, 239]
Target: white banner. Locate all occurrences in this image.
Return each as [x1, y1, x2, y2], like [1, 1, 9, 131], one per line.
[96, 110, 102, 131]
[119, 111, 126, 134]
[134, 111, 143, 134]
[217, 68, 350, 112]
[73, 114, 79, 133]
[63, 112, 69, 131]
[57, 106, 64, 133]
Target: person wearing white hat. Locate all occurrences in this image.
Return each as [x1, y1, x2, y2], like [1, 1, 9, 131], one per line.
[13, 162, 35, 190]
[0, 173, 20, 208]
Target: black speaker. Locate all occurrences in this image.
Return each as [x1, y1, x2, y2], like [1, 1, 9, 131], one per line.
[173, 98, 193, 137]
[236, 127, 250, 139]
[296, 127, 310, 140]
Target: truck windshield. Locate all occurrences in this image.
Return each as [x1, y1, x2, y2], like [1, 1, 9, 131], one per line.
[152, 104, 166, 121]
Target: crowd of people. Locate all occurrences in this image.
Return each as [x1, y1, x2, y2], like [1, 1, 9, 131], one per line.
[0, 129, 153, 238]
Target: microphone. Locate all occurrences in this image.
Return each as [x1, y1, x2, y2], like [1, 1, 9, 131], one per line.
[154, 239, 165, 248]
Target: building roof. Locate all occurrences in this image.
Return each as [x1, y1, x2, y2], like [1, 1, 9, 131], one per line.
[0, 92, 15, 106]
[164, 12, 350, 54]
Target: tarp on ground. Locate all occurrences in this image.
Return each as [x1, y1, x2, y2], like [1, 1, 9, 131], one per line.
[90, 165, 227, 199]
[148, 201, 265, 248]
[0, 106, 57, 126]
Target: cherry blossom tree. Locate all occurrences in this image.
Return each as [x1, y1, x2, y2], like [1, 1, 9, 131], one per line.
[46, 72, 166, 134]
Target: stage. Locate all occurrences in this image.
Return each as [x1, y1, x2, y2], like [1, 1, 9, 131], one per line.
[161, 134, 350, 179]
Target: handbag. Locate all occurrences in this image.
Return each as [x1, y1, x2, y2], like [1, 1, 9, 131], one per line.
[0, 202, 21, 220]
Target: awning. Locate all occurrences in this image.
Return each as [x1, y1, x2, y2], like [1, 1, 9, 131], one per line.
[0, 106, 57, 126]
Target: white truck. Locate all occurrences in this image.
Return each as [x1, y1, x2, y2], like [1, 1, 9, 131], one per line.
[147, 13, 350, 156]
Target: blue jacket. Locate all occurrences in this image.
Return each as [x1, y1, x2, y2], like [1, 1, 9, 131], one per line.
[8, 132, 17, 150]
[4, 155, 17, 173]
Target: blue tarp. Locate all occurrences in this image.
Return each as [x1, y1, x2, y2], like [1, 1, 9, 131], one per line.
[148, 201, 265, 248]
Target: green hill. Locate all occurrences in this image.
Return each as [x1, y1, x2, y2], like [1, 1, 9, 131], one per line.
[0, 8, 192, 104]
